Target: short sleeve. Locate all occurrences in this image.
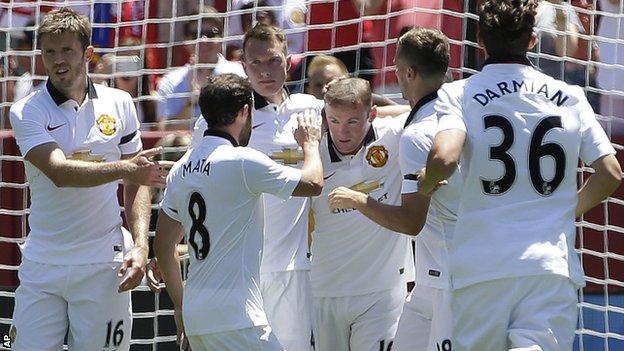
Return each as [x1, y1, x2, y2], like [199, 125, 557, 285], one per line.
[156, 72, 186, 121]
[119, 94, 143, 155]
[400, 126, 433, 194]
[241, 149, 302, 200]
[436, 82, 467, 133]
[159, 168, 181, 222]
[577, 89, 616, 165]
[10, 103, 56, 157]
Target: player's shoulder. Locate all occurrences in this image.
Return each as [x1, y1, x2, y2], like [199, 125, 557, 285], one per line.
[93, 83, 134, 104]
[373, 115, 404, 139]
[440, 78, 469, 94]
[9, 89, 47, 119]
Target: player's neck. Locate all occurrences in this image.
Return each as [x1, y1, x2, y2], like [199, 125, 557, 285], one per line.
[409, 87, 439, 109]
[265, 88, 286, 106]
[56, 78, 88, 105]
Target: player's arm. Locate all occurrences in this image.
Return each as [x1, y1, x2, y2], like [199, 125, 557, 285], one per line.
[292, 110, 324, 197]
[576, 154, 622, 217]
[329, 188, 430, 236]
[24, 143, 170, 188]
[418, 129, 465, 195]
[153, 209, 188, 349]
[118, 151, 152, 292]
[376, 104, 411, 118]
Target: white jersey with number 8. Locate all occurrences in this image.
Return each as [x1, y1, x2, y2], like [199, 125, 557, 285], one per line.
[436, 61, 615, 290]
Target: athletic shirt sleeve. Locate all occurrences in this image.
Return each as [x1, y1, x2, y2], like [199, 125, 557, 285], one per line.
[576, 87, 616, 165]
[436, 81, 467, 133]
[160, 164, 182, 222]
[10, 102, 56, 157]
[240, 148, 302, 200]
[119, 92, 143, 155]
[400, 126, 433, 194]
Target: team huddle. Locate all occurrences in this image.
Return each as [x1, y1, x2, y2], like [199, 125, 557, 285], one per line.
[8, 1, 622, 351]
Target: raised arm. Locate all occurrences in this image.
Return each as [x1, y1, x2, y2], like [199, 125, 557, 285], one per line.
[292, 109, 324, 197]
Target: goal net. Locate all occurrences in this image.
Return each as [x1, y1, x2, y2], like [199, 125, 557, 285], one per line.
[0, 0, 622, 350]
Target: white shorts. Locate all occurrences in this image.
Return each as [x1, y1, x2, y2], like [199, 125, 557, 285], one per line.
[188, 325, 283, 351]
[261, 270, 313, 351]
[11, 258, 132, 351]
[393, 284, 452, 351]
[312, 287, 405, 351]
[452, 275, 578, 351]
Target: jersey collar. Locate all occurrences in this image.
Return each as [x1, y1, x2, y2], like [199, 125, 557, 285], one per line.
[483, 55, 532, 67]
[404, 90, 439, 127]
[203, 129, 239, 146]
[327, 126, 376, 163]
[253, 87, 290, 110]
[46, 78, 98, 106]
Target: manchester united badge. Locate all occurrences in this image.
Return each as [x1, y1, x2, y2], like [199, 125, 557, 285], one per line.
[96, 114, 117, 136]
[366, 145, 388, 168]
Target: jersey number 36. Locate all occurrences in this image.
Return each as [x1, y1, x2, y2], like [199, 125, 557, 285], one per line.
[481, 115, 566, 196]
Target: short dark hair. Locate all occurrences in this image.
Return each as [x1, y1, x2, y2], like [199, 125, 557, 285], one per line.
[397, 27, 449, 81]
[199, 74, 253, 128]
[243, 23, 287, 56]
[478, 0, 538, 57]
[38, 8, 91, 49]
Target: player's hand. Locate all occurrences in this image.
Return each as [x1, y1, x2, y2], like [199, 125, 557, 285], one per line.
[174, 308, 191, 351]
[125, 147, 174, 188]
[145, 258, 162, 293]
[293, 109, 321, 147]
[416, 168, 448, 196]
[328, 187, 367, 211]
[118, 246, 148, 292]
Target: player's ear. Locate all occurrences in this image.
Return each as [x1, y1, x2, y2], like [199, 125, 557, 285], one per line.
[84, 45, 95, 62]
[527, 32, 538, 51]
[286, 54, 292, 72]
[368, 105, 378, 123]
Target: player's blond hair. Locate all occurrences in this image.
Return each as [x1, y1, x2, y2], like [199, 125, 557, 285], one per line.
[38, 7, 91, 50]
[243, 24, 288, 57]
[307, 55, 348, 77]
[324, 77, 372, 108]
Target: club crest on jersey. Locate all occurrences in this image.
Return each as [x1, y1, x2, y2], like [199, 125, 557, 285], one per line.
[366, 145, 388, 168]
[96, 114, 117, 136]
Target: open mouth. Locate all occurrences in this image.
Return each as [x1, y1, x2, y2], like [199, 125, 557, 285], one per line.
[55, 68, 69, 76]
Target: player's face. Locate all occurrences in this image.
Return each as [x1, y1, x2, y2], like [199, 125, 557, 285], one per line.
[394, 56, 411, 101]
[242, 38, 289, 99]
[325, 101, 375, 155]
[41, 32, 92, 95]
[307, 64, 344, 100]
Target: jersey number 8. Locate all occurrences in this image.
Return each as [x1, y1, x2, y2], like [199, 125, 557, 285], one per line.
[188, 192, 210, 260]
[481, 115, 566, 196]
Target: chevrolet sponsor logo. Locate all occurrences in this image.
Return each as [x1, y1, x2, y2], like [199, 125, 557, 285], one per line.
[67, 150, 105, 162]
[349, 180, 384, 194]
[270, 148, 304, 165]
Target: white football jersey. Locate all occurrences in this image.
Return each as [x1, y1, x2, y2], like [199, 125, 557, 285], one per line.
[310, 117, 414, 297]
[160, 130, 302, 335]
[10, 80, 142, 265]
[435, 59, 616, 289]
[400, 92, 461, 290]
[192, 91, 324, 274]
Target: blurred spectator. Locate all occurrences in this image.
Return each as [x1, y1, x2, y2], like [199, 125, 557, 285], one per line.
[306, 55, 349, 99]
[596, 0, 624, 120]
[156, 5, 223, 130]
[228, 0, 307, 56]
[533, 0, 582, 79]
[226, 0, 279, 61]
[11, 20, 40, 102]
[305, 54, 398, 106]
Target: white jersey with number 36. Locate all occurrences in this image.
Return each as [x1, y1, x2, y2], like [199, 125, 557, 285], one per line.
[436, 62, 615, 290]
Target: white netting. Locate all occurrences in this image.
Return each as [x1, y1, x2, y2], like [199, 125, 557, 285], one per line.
[0, 1, 623, 350]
